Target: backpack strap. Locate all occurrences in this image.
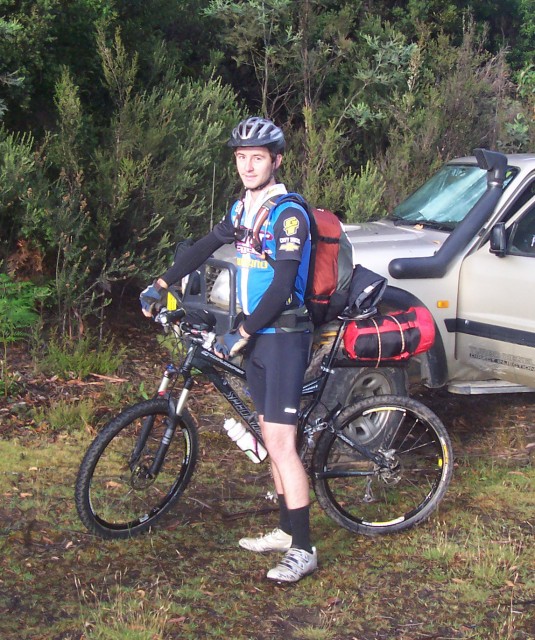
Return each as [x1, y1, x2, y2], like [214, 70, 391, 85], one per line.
[234, 194, 306, 254]
[250, 198, 277, 253]
[253, 193, 307, 253]
[233, 197, 277, 253]
[270, 306, 313, 331]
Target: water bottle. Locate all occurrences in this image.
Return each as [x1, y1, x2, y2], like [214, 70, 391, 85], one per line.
[223, 418, 268, 464]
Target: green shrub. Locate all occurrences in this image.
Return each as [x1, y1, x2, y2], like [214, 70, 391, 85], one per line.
[343, 161, 387, 223]
[33, 397, 96, 433]
[377, 24, 524, 212]
[38, 334, 127, 380]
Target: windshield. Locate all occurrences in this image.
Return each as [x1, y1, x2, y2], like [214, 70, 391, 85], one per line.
[392, 164, 491, 229]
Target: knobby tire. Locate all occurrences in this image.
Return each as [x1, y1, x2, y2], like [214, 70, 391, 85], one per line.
[75, 398, 198, 539]
[312, 395, 453, 535]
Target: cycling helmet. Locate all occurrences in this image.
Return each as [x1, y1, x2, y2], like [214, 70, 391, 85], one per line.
[228, 117, 285, 154]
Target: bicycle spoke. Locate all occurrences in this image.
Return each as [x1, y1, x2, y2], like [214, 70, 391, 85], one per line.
[75, 399, 198, 539]
[312, 395, 453, 535]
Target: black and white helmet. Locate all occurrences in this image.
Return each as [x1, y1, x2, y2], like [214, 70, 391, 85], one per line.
[228, 117, 285, 154]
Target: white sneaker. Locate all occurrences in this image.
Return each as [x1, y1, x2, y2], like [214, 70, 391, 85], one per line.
[266, 547, 318, 583]
[238, 528, 292, 553]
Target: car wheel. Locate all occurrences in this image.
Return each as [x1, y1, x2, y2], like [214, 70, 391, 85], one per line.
[326, 367, 409, 448]
[330, 365, 409, 404]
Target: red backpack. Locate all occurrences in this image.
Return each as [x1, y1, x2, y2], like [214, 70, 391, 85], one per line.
[306, 205, 354, 326]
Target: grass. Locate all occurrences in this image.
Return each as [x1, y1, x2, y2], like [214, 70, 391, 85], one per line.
[36, 334, 127, 380]
[77, 575, 172, 639]
[33, 397, 96, 433]
[1, 330, 534, 639]
[0, 422, 533, 640]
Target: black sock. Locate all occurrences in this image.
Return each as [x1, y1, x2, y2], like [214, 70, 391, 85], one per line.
[288, 505, 313, 553]
[277, 493, 292, 535]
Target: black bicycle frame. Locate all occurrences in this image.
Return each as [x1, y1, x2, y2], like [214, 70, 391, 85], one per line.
[190, 318, 349, 430]
[147, 316, 398, 478]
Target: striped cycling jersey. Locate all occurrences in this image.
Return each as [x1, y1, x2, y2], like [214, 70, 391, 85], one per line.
[230, 189, 311, 334]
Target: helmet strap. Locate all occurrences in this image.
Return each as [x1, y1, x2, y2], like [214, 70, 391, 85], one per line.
[250, 174, 275, 192]
[248, 155, 281, 192]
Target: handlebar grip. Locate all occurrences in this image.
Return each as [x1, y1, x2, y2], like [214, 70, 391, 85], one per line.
[166, 308, 186, 323]
[155, 307, 186, 325]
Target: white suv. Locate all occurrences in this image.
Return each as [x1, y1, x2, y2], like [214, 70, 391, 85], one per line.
[345, 149, 535, 395]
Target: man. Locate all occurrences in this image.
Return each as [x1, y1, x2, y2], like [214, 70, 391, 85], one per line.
[140, 116, 316, 582]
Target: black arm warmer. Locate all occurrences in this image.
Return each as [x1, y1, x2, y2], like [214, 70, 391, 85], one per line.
[160, 215, 237, 286]
[160, 228, 228, 286]
[243, 260, 300, 335]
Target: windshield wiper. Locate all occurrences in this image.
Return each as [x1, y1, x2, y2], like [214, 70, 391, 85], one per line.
[392, 216, 417, 226]
[417, 219, 455, 231]
[391, 215, 453, 231]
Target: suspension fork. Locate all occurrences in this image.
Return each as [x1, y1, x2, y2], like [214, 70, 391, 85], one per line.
[144, 376, 194, 478]
[129, 364, 180, 469]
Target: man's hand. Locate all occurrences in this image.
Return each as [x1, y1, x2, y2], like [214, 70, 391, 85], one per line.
[140, 281, 166, 317]
[215, 325, 250, 358]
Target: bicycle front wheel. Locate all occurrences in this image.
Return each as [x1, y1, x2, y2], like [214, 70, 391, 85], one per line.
[75, 398, 198, 539]
[312, 395, 453, 535]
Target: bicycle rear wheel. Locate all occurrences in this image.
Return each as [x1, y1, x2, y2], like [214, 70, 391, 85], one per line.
[312, 395, 453, 535]
[75, 398, 198, 539]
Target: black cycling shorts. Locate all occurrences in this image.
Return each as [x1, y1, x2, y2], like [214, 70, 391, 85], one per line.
[245, 331, 312, 425]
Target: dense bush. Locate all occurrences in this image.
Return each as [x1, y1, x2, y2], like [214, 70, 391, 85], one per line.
[1, 1, 533, 336]
[2, 27, 241, 336]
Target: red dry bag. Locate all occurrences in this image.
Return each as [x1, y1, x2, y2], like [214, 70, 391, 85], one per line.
[343, 306, 435, 365]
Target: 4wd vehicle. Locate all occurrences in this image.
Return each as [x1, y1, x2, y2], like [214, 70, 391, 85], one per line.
[181, 149, 535, 399]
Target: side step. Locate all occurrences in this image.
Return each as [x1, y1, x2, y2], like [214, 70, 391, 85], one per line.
[447, 380, 535, 395]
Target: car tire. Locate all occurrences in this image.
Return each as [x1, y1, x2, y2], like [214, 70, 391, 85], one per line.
[329, 365, 409, 405]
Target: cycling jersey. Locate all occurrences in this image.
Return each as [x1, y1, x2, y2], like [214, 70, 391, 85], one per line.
[160, 184, 311, 335]
[230, 190, 311, 333]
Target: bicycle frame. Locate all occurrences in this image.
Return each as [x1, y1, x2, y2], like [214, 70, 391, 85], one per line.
[164, 316, 346, 423]
[76, 309, 453, 540]
[153, 314, 396, 473]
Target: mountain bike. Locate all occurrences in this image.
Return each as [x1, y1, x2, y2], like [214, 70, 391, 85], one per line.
[75, 305, 453, 540]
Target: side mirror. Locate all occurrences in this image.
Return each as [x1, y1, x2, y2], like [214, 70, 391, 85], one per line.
[489, 222, 507, 257]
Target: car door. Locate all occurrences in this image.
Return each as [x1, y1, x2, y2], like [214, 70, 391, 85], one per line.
[455, 199, 535, 387]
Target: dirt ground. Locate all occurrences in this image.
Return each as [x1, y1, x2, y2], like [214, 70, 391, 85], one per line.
[0, 310, 534, 640]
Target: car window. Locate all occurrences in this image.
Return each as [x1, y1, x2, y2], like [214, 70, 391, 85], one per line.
[509, 204, 535, 256]
[392, 164, 517, 229]
[501, 178, 535, 223]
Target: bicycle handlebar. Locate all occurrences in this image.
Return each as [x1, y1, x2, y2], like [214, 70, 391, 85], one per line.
[154, 306, 219, 352]
[154, 307, 186, 325]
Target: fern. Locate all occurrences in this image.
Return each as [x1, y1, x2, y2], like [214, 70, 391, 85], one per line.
[0, 273, 48, 395]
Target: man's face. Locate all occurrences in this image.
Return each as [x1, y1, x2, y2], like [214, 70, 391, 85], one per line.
[235, 146, 281, 191]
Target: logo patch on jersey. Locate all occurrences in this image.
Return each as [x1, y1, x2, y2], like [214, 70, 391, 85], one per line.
[237, 255, 268, 269]
[283, 216, 299, 236]
[280, 242, 300, 252]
